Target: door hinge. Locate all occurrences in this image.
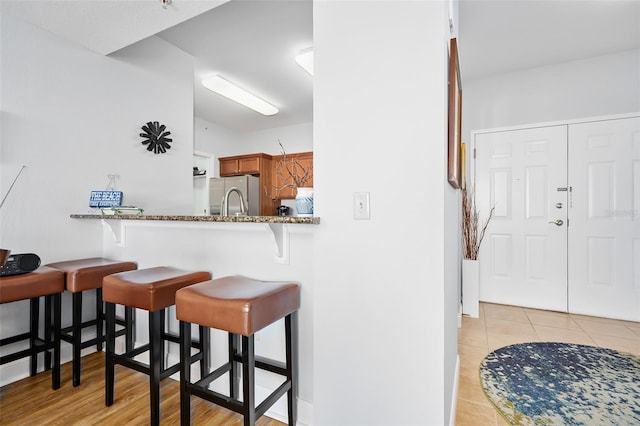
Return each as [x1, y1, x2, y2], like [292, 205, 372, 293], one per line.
[473, 148, 476, 159]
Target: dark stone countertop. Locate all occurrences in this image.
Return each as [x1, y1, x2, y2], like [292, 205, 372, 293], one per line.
[70, 214, 320, 225]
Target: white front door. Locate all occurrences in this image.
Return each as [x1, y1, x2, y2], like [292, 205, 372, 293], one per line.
[474, 125, 568, 311]
[567, 117, 640, 321]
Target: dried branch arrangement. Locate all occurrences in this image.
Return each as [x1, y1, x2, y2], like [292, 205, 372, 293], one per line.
[274, 140, 313, 192]
[462, 184, 495, 260]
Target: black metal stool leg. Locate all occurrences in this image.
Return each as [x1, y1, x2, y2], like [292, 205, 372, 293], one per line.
[52, 293, 61, 390]
[242, 335, 256, 426]
[286, 313, 298, 426]
[44, 295, 52, 371]
[105, 301, 116, 406]
[198, 325, 209, 378]
[229, 333, 239, 399]
[125, 306, 135, 352]
[149, 310, 162, 426]
[72, 291, 83, 386]
[96, 288, 104, 351]
[159, 309, 166, 371]
[29, 297, 39, 376]
[180, 320, 192, 426]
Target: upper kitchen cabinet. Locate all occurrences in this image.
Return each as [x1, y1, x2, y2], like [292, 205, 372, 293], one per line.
[219, 153, 273, 176]
[272, 151, 313, 200]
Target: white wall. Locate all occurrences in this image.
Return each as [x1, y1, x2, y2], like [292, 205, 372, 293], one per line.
[463, 48, 640, 139]
[0, 13, 195, 384]
[0, 13, 195, 258]
[194, 116, 239, 177]
[195, 117, 241, 155]
[239, 122, 313, 156]
[313, 1, 456, 424]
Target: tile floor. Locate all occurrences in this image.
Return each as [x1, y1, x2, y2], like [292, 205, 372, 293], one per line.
[455, 302, 640, 425]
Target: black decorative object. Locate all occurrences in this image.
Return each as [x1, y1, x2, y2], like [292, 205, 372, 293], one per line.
[140, 121, 172, 154]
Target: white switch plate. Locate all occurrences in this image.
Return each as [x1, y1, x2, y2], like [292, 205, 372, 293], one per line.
[353, 192, 370, 220]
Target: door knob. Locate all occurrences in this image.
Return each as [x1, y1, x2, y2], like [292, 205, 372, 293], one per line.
[548, 219, 563, 226]
[556, 202, 563, 209]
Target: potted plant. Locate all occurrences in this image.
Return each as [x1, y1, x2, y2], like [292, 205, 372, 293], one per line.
[274, 140, 313, 216]
[461, 184, 494, 317]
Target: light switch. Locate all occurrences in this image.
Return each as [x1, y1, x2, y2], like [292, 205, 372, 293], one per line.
[353, 192, 370, 220]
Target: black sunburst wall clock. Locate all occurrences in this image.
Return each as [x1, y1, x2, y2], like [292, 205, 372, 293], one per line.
[140, 121, 172, 154]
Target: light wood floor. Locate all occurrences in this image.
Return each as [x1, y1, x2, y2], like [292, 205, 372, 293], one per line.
[455, 302, 640, 425]
[0, 352, 286, 425]
[3, 304, 639, 425]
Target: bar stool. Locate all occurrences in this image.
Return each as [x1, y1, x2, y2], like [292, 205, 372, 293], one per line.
[175, 275, 299, 426]
[103, 266, 211, 426]
[45, 257, 137, 386]
[0, 266, 64, 389]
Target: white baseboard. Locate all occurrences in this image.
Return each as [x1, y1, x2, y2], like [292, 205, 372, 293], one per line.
[0, 335, 95, 387]
[0, 358, 31, 387]
[449, 354, 460, 426]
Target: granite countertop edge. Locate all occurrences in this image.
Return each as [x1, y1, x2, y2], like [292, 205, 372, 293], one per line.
[70, 214, 320, 225]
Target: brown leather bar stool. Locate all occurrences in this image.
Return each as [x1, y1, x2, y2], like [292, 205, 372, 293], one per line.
[176, 275, 299, 426]
[45, 257, 137, 386]
[0, 266, 64, 389]
[103, 266, 211, 426]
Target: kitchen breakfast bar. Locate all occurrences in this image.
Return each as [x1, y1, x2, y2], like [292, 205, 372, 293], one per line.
[68, 213, 319, 424]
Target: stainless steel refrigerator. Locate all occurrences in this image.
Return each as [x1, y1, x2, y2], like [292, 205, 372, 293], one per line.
[209, 175, 260, 216]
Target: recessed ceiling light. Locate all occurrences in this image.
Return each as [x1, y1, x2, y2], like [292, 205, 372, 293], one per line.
[295, 48, 314, 76]
[201, 75, 279, 116]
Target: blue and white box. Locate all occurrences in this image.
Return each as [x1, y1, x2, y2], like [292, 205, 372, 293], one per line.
[89, 191, 123, 208]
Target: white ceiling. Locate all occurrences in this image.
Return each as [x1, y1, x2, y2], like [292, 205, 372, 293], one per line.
[156, 0, 313, 133]
[458, 0, 640, 80]
[0, 0, 228, 55]
[3, 0, 639, 133]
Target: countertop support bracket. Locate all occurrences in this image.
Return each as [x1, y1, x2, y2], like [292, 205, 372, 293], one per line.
[102, 220, 125, 247]
[267, 223, 289, 264]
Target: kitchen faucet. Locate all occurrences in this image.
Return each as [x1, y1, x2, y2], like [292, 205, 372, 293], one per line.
[221, 187, 247, 216]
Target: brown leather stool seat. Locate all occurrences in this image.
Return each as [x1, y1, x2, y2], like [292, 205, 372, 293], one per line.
[103, 266, 211, 426]
[45, 257, 137, 386]
[0, 266, 64, 389]
[176, 275, 300, 426]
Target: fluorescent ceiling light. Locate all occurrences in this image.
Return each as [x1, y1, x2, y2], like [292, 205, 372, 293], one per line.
[201, 75, 278, 116]
[295, 48, 314, 76]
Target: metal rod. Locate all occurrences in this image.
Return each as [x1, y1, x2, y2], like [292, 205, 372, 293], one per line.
[0, 165, 27, 209]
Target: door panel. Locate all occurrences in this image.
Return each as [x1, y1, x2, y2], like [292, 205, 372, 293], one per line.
[475, 125, 568, 311]
[568, 117, 640, 321]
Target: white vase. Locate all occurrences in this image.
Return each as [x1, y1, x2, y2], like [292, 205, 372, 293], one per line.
[462, 258, 480, 318]
[295, 187, 314, 217]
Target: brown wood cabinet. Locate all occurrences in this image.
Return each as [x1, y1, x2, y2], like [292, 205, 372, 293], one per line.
[272, 151, 313, 200]
[218, 151, 314, 212]
[218, 153, 276, 215]
[219, 154, 265, 176]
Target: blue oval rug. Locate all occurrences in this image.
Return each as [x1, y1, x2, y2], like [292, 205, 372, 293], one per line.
[479, 342, 640, 425]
